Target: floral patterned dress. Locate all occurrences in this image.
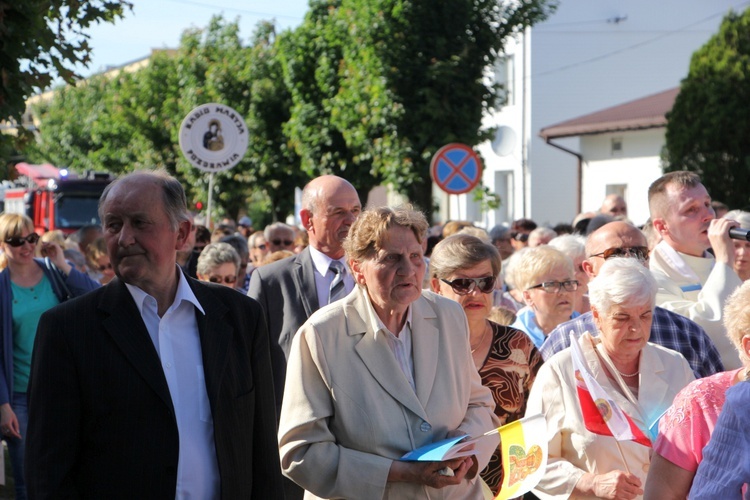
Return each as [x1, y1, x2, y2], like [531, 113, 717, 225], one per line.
[478, 321, 543, 494]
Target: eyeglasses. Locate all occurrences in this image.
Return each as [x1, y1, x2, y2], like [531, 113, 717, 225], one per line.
[272, 239, 294, 247]
[255, 244, 267, 250]
[589, 246, 649, 261]
[512, 233, 529, 243]
[209, 274, 237, 284]
[440, 276, 496, 295]
[98, 262, 113, 272]
[4, 233, 40, 247]
[528, 280, 579, 293]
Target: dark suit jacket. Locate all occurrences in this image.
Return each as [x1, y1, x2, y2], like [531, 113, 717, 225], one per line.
[247, 247, 319, 408]
[25, 276, 283, 499]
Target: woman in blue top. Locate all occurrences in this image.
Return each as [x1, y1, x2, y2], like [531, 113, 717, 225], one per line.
[0, 213, 99, 500]
[506, 245, 580, 349]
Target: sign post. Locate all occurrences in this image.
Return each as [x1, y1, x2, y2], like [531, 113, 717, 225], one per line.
[430, 143, 483, 221]
[179, 103, 249, 226]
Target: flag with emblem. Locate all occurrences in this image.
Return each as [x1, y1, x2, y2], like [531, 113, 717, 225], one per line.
[494, 414, 548, 500]
[569, 332, 651, 447]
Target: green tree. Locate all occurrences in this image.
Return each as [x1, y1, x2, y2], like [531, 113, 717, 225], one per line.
[663, 8, 750, 210]
[28, 16, 303, 223]
[279, 0, 554, 215]
[0, 0, 131, 161]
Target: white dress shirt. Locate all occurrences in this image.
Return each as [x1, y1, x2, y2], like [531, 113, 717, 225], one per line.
[309, 245, 355, 307]
[126, 269, 219, 499]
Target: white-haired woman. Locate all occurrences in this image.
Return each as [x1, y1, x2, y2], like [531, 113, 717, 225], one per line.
[549, 234, 590, 314]
[723, 209, 750, 282]
[525, 258, 694, 499]
[196, 242, 241, 289]
[507, 246, 581, 349]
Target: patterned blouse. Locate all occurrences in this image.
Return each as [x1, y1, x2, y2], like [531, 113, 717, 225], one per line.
[478, 321, 543, 495]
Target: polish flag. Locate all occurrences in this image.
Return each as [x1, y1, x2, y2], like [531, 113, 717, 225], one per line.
[569, 333, 651, 448]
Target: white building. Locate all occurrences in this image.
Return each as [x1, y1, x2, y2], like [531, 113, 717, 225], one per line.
[447, 0, 746, 228]
[540, 87, 677, 227]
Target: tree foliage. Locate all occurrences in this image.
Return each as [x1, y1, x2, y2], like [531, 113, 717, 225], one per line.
[663, 8, 750, 210]
[28, 17, 304, 223]
[0, 1, 131, 132]
[279, 0, 555, 215]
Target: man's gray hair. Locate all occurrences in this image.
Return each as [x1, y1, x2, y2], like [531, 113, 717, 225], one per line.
[588, 257, 657, 314]
[98, 170, 189, 231]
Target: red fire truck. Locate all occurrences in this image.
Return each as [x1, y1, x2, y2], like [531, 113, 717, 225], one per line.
[1, 163, 113, 235]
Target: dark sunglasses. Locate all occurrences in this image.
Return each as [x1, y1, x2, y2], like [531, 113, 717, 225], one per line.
[98, 262, 113, 272]
[272, 239, 294, 247]
[440, 276, 496, 295]
[255, 244, 267, 250]
[4, 233, 40, 247]
[209, 274, 237, 284]
[512, 232, 529, 243]
[528, 280, 579, 293]
[589, 246, 649, 261]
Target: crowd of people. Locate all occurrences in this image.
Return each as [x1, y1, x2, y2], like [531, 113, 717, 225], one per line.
[0, 167, 748, 499]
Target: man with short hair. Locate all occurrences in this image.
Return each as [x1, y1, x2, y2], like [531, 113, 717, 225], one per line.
[26, 170, 283, 498]
[648, 170, 742, 369]
[600, 193, 627, 218]
[264, 222, 296, 252]
[249, 174, 361, 500]
[248, 231, 269, 269]
[249, 176, 361, 362]
[237, 215, 253, 238]
[541, 220, 723, 378]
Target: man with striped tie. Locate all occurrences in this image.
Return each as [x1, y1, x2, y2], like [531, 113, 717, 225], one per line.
[248, 175, 361, 499]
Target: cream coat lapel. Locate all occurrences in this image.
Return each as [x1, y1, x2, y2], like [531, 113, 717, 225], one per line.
[410, 297, 439, 408]
[347, 289, 429, 422]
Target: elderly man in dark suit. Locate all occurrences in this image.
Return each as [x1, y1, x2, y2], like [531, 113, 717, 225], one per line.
[25, 170, 283, 499]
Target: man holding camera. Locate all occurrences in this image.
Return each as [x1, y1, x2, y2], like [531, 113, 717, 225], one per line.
[648, 170, 743, 369]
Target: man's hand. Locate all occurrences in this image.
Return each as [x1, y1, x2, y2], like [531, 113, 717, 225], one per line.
[708, 217, 739, 265]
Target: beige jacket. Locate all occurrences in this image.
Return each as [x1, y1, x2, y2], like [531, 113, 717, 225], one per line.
[279, 287, 499, 500]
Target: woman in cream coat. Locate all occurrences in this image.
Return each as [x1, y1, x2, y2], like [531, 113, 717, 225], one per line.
[525, 258, 694, 499]
[278, 206, 499, 500]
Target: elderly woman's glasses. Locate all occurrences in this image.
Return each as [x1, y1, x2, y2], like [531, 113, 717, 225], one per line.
[209, 274, 237, 284]
[440, 276, 496, 295]
[590, 246, 649, 261]
[512, 232, 529, 243]
[528, 280, 579, 293]
[4, 233, 40, 247]
[272, 239, 294, 247]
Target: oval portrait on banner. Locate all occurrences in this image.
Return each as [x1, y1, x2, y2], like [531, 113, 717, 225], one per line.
[179, 103, 249, 173]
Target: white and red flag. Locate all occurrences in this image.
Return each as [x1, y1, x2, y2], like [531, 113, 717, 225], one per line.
[569, 332, 651, 447]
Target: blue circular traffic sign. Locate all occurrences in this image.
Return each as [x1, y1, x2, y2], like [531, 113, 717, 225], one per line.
[430, 143, 483, 195]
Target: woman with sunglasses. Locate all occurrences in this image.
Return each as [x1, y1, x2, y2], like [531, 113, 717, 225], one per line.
[0, 213, 99, 500]
[507, 245, 581, 349]
[196, 242, 241, 289]
[430, 233, 543, 496]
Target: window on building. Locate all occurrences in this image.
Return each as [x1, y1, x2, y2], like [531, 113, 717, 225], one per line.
[494, 55, 515, 107]
[611, 137, 623, 156]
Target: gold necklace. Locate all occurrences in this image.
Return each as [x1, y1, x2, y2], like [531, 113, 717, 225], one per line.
[471, 323, 490, 354]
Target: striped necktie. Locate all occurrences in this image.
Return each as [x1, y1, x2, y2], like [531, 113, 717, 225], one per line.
[328, 260, 347, 305]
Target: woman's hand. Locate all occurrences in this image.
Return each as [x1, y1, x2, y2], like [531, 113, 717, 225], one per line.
[388, 456, 474, 488]
[41, 242, 72, 276]
[577, 470, 643, 499]
[0, 403, 21, 439]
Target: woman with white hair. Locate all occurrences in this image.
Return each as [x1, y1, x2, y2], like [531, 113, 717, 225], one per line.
[525, 258, 694, 499]
[723, 209, 750, 282]
[549, 234, 590, 314]
[196, 242, 241, 289]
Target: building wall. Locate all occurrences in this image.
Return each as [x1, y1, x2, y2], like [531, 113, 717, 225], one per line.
[471, 0, 744, 229]
[580, 128, 665, 227]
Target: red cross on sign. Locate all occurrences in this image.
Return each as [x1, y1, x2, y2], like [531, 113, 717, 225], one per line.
[430, 143, 483, 195]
